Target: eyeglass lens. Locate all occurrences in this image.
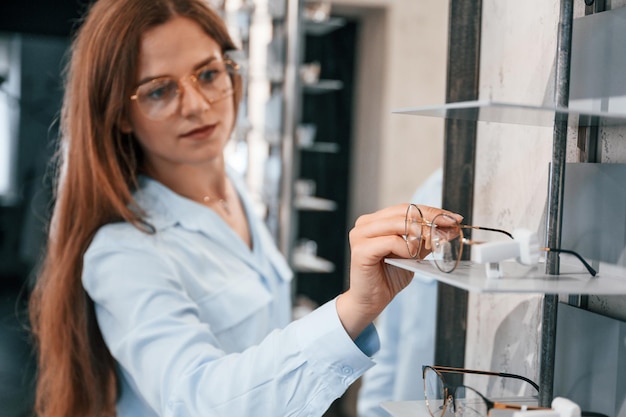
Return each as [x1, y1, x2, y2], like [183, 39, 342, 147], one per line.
[425, 367, 485, 417]
[424, 366, 451, 417]
[405, 204, 424, 258]
[424, 366, 540, 417]
[134, 61, 235, 120]
[453, 386, 490, 417]
[431, 213, 463, 273]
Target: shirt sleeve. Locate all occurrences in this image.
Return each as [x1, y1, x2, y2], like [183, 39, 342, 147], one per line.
[358, 168, 443, 417]
[357, 279, 438, 417]
[83, 239, 379, 417]
[357, 292, 402, 417]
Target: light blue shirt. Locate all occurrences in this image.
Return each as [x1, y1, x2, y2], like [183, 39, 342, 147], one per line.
[82, 169, 379, 417]
[357, 168, 442, 417]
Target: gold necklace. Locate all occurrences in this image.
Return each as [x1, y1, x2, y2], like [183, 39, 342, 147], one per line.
[202, 195, 231, 214]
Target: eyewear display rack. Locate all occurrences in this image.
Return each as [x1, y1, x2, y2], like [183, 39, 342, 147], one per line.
[291, 14, 356, 306]
[384, 0, 626, 412]
[283, 4, 346, 275]
[231, 0, 356, 308]
[278, 0, 358, 308]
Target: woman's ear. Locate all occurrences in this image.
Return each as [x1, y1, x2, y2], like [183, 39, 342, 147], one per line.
[119, 116, 133, 134]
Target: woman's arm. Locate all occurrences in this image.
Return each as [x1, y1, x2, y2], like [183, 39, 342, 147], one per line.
[83, 230, 374, 416]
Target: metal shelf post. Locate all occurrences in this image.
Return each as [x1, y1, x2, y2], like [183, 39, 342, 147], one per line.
[540, 0, 574, 406]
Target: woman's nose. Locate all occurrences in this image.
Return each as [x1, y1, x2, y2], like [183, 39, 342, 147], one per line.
[178, 78, 210, 117]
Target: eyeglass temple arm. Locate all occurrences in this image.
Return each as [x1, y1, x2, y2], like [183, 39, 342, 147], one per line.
[425, 365, 540, 391]
[460, 225, 514, 239]
[458, 226, 596, 277]
[542, 248, 597, 277]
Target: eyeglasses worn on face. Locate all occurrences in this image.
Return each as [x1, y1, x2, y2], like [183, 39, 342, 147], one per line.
[404, 204, 596, 276]
[422, 365, 543, 417]
[130, 58, 239, 121]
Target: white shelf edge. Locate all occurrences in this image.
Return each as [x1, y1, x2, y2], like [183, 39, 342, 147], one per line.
[384, 258, 626, 295]
[298, 142, 340, 153]
[392, 99, 626, 127]
[381, 400, 429, 417]
[294, 196, 337, 211]
[292, 254, 335, 273]
[302, 79, 344, 93]
[381, 399, 538, 417]
[304, 17, 346, 36]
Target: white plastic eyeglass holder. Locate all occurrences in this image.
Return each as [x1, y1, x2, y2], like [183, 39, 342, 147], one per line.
[471, 228, 541, 279]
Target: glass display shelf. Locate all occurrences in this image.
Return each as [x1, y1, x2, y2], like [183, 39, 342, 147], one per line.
[304, 16, 346, 36]
[381, 400, 429, 417]
[381, 400, 527, 417]
[392, 99, 626, 127]
[384, 257, 626, 294]
[303, 79, 344, 94]
[293, 195, 337, 211]
[299, 141, 340, 153]
[292, 253, 335, 273]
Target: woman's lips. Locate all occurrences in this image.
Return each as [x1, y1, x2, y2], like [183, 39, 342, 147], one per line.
[180, 124, 216, 140]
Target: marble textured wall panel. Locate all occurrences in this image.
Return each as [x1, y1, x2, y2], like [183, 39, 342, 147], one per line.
[467, 0, 626, 396]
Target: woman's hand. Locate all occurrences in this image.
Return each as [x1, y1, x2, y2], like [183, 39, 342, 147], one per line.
[336, 204, 462, 339]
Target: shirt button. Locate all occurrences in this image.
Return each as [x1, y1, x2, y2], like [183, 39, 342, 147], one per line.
[341, 366, 353, 375]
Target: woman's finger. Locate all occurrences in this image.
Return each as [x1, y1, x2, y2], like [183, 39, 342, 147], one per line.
[350, 215, 407, 244]
[352, 204, 462, 243]
[356, 204, 462, 229]
[350, 233, 413, 266]
[417, 204, 463, 224]
[354, 204, 408, 228]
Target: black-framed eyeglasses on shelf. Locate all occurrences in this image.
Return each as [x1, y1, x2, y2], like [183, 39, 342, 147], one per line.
[404, 204, 596, 276]
[422, 365, 543, 417]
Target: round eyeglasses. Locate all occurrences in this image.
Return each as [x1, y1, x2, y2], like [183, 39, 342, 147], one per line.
[130, 59, 239, 121]
[422, 365, 540, 417]
[423, 365, 541, 417]
[404, 204, 596, 276]
[404, 204, 511, 273]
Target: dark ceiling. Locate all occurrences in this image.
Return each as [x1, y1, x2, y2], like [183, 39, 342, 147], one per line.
[0, 0, 93, 38]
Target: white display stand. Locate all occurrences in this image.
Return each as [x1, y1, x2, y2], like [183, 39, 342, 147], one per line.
[384, 258, 626, 295]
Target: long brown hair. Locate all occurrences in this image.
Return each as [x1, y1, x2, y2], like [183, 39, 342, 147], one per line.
[28, 1, 242, 416]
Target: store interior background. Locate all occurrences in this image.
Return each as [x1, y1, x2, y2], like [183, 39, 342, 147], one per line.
[1, 1, 626, 417]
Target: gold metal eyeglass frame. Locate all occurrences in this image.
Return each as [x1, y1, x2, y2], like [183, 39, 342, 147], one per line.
[422, 365, 544, 417]
[129, 58, 239, 120]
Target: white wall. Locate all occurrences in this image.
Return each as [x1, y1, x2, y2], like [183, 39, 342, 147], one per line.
[331, 0, 449, 222]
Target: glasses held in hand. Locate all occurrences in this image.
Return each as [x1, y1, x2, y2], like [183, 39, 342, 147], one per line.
[404, 204, 596, 277]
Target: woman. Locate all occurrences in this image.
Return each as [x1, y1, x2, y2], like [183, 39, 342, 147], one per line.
[28, 0, 459, 416]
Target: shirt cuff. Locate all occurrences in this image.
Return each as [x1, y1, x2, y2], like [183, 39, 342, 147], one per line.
[354, 321, 380, 356]
[294, 298, 379, 389]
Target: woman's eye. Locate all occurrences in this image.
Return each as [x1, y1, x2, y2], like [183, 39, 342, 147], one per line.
[144, 80, 177, 101]
[197, 68, 220, 84]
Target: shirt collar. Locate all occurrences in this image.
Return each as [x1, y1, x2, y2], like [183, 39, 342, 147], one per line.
[131, 169, 292, 283]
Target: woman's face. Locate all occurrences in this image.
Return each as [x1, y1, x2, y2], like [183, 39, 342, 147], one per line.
[123, 16, 236, 175]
